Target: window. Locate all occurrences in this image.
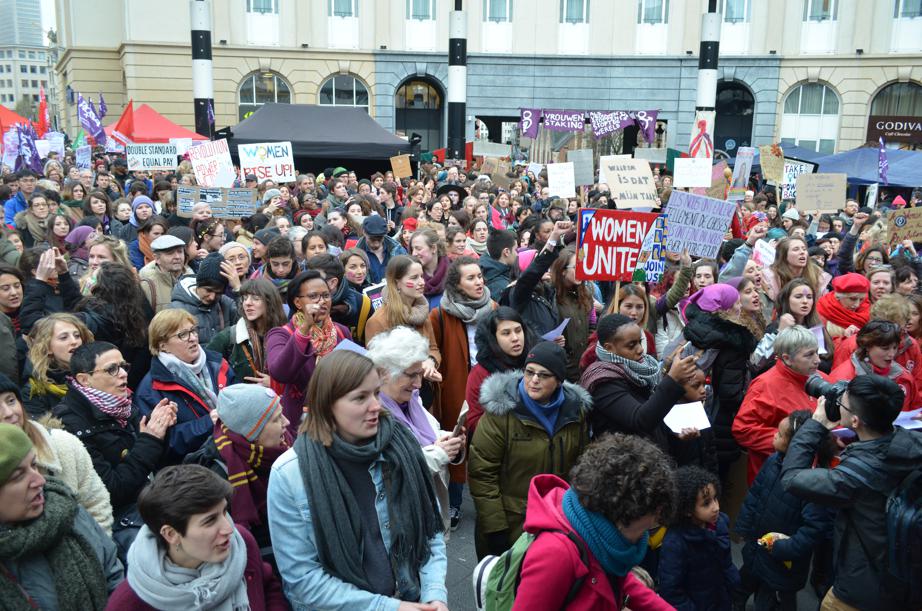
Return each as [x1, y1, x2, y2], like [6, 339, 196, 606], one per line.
[895, 0, 922, 17]
[561, 0, 590, 23]
[319, 75, 369, 111]
[0, 66, 3, 73]
[870, 82, 922, 116]
[18, 51, 25, 59]
[21, 79, 27, 88]
[30, 80, 37, 88]
[247, 0, 278, 13]
[19, 65, 26, 74]
[781, 83, 840, 153]
[27, 51, 35, 59]
[484, 0, 513, 22]
[637, 0, 668, 24]
[329, 0, 357, 17]
[721, 0, 750, 23]
[32, 94, 38, 102]
[29, 66, 36, 73]
[238, 71, 291, 120]
[39, 66, 45, 74]
[38, 52, 44, 60]
[407, 0, 435, 20]
[804, 0, 836, 21]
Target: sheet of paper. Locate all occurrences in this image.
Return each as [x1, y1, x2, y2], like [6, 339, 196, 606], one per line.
[541, 318, 570, 341]
[333, 339, 368, 355]
[663, 401, 712, 434]
[895, 407, 922, 430]
[810, 325, 827, 355]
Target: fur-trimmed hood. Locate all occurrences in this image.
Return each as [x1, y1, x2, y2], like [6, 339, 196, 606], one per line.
[479, 369, 592, 417]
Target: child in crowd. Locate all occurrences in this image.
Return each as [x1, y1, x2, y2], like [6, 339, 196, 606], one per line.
[658, 466, 740, 611]
[734, 410, 835, 611]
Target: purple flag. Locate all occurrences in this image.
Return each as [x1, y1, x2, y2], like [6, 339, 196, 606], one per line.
[207, 100, 215, 126]
[98, 94, 107, 119]
[542, 109, 585, 132]
[878, 136, 889, 186]
[88, 99, 97, 119]
[588, 111, 634, 138]
[631, 110, 659, 144]
[519, 108, 541, 139]
[77, 93, 107, 146]
[15, 124, 43, 174]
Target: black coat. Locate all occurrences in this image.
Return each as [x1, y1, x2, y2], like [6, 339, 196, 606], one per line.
[507, 246, 560, 337]
[53, 385, 164, 515]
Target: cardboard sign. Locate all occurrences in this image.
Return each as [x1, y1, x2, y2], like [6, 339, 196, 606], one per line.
[126, 143, 178, 172]
[238, 141, 296, 182]
[759, 144, 785, 184]
[728, 146, 756, 201]
[75, 145, 92, 170]
[576, 209, 658, 281]
[547, 162, 576, 198]
[795, 173, 847, 213]
[188, 138, 235, 188]
[491, 159, 513, 188]
[602, 159, 658, 208]
[598, 154, 632, 185]
[781, 158, 817, 200]
[176, 185, 258, 219]
[673, 157, 712, 188]
[663, 190, 737, 259]
[566, 148, 595, 186]
[888, 208, 922, 245]
[390, 154, 412, 179]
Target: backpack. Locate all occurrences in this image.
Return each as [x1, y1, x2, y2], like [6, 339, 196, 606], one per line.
[472, 529, 589, 611]
[836, 460, 922, 607]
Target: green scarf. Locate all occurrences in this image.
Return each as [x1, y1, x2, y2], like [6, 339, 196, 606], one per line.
[0, 478, 109, 611]
[294, 414, 441, 599]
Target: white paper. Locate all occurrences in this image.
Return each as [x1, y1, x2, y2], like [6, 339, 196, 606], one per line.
[752, 240, 776, 267]
[895, 407, 922, 430]
[541, 318, 571, 341]
[547, 162, 576, 198]
[34, 139, 50, 159]
[810, 325, 828, 355]
[598, 154, 631, 185]
[663, 401, 712, 434]
[673, 157, 713, 188]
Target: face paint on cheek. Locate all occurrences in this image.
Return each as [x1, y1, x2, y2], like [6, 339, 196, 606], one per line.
[404, 282, 417, 290]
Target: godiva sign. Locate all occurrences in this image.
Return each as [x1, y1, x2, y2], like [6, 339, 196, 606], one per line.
[867, 115, 922, 144]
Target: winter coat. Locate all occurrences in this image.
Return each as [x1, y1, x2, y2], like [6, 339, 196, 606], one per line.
[468, 370, 591, 557]
[364, 301, 441, 363]
[732, 360, 824, 484]
[139, 260, 188, 313]
[513, 474, 674, 611]
[355, 235, 407, 284]
[134, 348, 234, 465]
[105, 524, 287, 611]
[19, 274, 81, 335]
[832, 332, 922, 407]
[169, 275, 239, 345]
[206, 317, 264, 382]
[782, 419, 922, 610]
[829, 357, 917, 412]
[68, 255, 88, 284]
[54, 385, 164, 516]
[735, 453, 833, 592]
[3, 191, 27, 227]
[76, 299, 154, 389]
[479, 254, 513, 299]
[657, 514, 741, 611]
[22, 360, 69, 418]
[557, 291, 593, 383]
[507, 245, 561, 337]
[465, 363, 492, 438]
[330, 280, 374, 345]
[0, 311, 17, 384]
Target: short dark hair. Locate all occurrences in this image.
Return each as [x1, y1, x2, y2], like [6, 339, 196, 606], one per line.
[446, 256, 480, 292]
[17, 169, 37, 180]
[0, 263, 24, 285]
[305, 253, 344, 282]
[847, 374, 904, 434]
[856, 319, 902, 352]
[138, 464, 233, 548]
[287, 269, 326, 313]
[673, 465, 720, 527]
[266, 236, 295, 260]
[596, 313, 634, 345]
[486, 229, 516, 260]
[70, 341, 119, 376]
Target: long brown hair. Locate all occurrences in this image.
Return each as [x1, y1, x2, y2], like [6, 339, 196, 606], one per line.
[607, 283, 649, 327]
[301, 350, 377, 446]
[771, 238, 822, 297]
[551, 247, 592, 313]
[384, 255, 423, 328]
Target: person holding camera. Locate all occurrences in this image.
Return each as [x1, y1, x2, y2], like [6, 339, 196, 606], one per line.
[781, 374, 922, 611]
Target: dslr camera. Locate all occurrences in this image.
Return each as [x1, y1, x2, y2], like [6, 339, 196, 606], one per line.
[804, 374, 849, 421]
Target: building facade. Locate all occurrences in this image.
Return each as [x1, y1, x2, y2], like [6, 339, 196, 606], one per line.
[53, 0, 922, 154]
[0, 0, 52, 115]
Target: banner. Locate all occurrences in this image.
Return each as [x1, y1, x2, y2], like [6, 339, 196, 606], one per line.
[188, 138, 235, 188]
[75, 145, 92, 170]
[728, 146, 756, 201]
[663, 190, 737, 259]
[519, 108, 541, 139]
[45, 132, 66, 158]
[126, 143, 178, 172]
[541, 109, 585, 132]
[547, 162, 576, 198]
[888, 208, 922, 245]
[76, 93, 106, 146]
[795, 173, 847, 213]
[566, 149, 594, 186]
[601, 158, 658, 209]
[688, 110, 715, 159]
[635, 214, 668, 283]
[588, 111, 633, 138]
[576, 209, 659, 281]
[176, 185, 258, 219]
[237, 141, 296, 182]
[673, 157, 712, 188]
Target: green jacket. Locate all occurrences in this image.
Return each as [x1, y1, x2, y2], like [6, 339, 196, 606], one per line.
[206, 318, 259, 381]
[468, 369, 591, 556]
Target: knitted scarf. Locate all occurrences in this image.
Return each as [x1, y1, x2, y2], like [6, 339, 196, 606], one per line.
[439, 283, 493, 325]
[467, 236, 487, 256]
[595, 343, 662, 389]
[126, 524, 249, 611]
[68, 377, 133, 427]
[517, 378, 565, 436]
[158, 350, 217, 411]
[0, 479, 109, 611]
[378, 390, 437, 446]
[561, 487, 649, 577]
[138, 231, 155, 266]
[214, 421, 292, 529]
[14, 210, 48, 244]
[816, 291, 870, 330]
[423, 256, 450, 297]
[292, 311, 340, 360]
[294, 414, 441, 599]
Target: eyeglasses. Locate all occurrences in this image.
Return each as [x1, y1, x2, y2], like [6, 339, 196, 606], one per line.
[92, 361, 130, 377]
[299, 292, 331, 302]
[524, 369, 555, 381]
[170, 327, 199, 342]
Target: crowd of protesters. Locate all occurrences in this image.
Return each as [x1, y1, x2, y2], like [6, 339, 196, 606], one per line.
[0, 145, 920, 611]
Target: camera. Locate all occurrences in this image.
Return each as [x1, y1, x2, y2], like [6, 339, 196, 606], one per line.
[804, 374, 849, 421]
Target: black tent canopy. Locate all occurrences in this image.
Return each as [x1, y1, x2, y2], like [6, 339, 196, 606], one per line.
[225, 103, 413, 160]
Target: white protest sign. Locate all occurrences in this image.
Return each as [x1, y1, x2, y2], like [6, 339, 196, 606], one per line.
[472, 141, 509, 157]
[1, 130, 18, 169]
[752, 239, 776, 267]
[34, 140, 50, 159]
[602, 158, 658, 208]
[45, 132, 66, 158]
[170, 137, 194, 156]
[633, 147, 667, 164]
[663, 190, 737, 258]
[126, 143, 178, 172]
[188, 138, 235, 188]
[598, 154, 632, 185]
[176, 186, 258, 219]
[526, 162, 543, 177]
[567, 148, 595, 186]
[75, 146, 92, 170]
[780, 159, 814, 200]
[673, 157, 713, 188]
[237, 141, 296, 182]
[547, 162, 576, 198]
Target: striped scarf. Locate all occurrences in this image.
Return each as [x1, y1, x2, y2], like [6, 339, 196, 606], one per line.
[67, 377, 133, 427]
[594, 343, 662, 389]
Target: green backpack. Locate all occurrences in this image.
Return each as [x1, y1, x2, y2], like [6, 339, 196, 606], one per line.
[472, 529, 590, 611]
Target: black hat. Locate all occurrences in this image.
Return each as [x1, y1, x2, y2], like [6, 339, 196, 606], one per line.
[363, 215, 388, 237]
[253, 227, 281, 246]
[524, 341, 567, 382]
[244, 174, 258, 182]
[196, 252, 227, 291]
[435, 183, 468, 200]
[0, 373, 20, 401]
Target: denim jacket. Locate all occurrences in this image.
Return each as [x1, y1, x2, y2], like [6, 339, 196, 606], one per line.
[267, 447, 448, 611]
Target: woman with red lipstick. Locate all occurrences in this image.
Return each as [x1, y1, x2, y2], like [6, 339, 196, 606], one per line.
[22, 313, 94, 418]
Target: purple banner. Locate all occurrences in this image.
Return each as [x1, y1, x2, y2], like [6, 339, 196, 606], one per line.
[98, 93, 107, 119]
[519, 108, 541, 139]
[541, 109, 586, 132]
[879, 136, 889, 186]
[15, 124, 43, 174]
[589, 111, 635, 138]
[632, 110, 658, 144]
[77, 93, 107, 146]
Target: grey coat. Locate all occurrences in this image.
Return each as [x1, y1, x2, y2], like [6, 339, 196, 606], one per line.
[169, 275, 238, 346]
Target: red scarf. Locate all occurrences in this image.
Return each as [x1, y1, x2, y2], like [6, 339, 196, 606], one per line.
[816, 292, 870, 330]
[424, 256, 450, 297]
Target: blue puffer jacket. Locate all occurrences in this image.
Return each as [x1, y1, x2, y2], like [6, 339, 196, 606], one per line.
[735, 452, 834, 592]
[657, 513, 740, 611]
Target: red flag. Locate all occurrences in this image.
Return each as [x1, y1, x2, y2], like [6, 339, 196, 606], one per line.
[112, 99, 135, 145]
[36, 86, 48, 138]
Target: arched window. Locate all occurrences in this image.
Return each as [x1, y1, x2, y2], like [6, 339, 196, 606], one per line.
[780, 82, 839, 154]
[319, 75, 369, 111]
[871, 82, 922, 116]
[238, 71, 291, 121]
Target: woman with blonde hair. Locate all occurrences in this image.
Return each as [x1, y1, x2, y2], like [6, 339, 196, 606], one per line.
[81, 234, 132, 293]
[23, 313, 94, 418]
[762, 237, 831, 305]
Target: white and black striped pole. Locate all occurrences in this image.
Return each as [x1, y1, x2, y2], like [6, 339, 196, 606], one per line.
[447, 0, 467, 162]
[692, 0, 720, 156]
[190, 0, 214, 139]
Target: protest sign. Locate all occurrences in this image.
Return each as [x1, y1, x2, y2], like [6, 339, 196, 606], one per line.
[238, 141, 296, 182]
[781, 158, 817, 200]
[567, 149, 594, 186]
[602, 159, 658, 208]
[170, 138, 193, 156]
[541, 109, 585, 132]
[728, 146, 756, 201]
[547, 162, 576, 198]
[176, 186, 258, 219]
[759, 144, 785, 184]
[635, 215, 668, 283]
[795, 173, 846, 212]
[693, 160, 729, 200]
[888, 208, 922, 245]
[1, 130, 18, 169]
[526, 162, 543, 177]
[632, 148, 667, 164]
[598, 154, 631, 185]
[389, 154, 412, 179]
[126, 143, 178, 172]
[752, 239, 776, 267]
[472, 141, 509, 157]
[577, 209, 658, 281]
[34, 140, 50, 159]
[45, 132, 66, 158]
[865, 183, 879, 208]
[363, 281, 387, 311]
[663, 190, 737, 258]
[75, 145, 92, 170]
[492, 159, 513, 188]
[188, 138, 235, 188]
[673, 157, 712, 188]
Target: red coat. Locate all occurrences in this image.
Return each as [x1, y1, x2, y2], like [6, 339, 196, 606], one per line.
[733, 361, 824, 484]
[828, 358, 917, 412]
[513, 474, 674, 611]
[105, 524, 287, 611]
[832, 333, 922, 406]
[465, 362, 491, 438]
